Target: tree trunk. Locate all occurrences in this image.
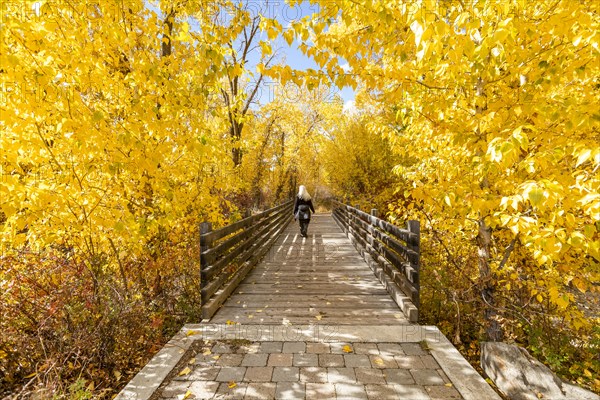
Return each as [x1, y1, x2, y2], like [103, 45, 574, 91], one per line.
[477, 219, 504, 341]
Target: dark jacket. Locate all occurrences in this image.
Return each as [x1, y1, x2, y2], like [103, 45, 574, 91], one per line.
[293, 196, 315, 221]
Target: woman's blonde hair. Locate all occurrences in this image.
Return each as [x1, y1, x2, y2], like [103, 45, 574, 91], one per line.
[298, 185, 311, 201]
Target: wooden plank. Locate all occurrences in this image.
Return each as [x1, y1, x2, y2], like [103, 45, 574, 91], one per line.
[209, 314, 408, 325]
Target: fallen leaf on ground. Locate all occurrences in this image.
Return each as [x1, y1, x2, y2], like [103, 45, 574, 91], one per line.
[342, 345, 353, 353]
[228, 381, 237, 389]
[445, 383, 453, 387]
[182, 390, 193, 399]
[315, 315, 322, 320]
[188, 358, 196, 365]
[178, 367, 191, 376]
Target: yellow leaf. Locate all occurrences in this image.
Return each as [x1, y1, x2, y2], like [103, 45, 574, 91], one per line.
[536, 294, 543, 303]
[445, 383, 453, 387]
[186, 330, 198, 336]
[178, 367, 192, 376]
[572, 277, 587, 293]
[212, 355, 220, 360]
[182, 390, 193, 400]
[24, 372, 37, 379]
[228, 381, 237, 389]
[315, 315, 322, 320]
[342, 345, 353, 353]
[226, 320, 237, 325]
[374, 357, 384, 366]
[283, 30, 294, 46]
[188, 358, 196, 365]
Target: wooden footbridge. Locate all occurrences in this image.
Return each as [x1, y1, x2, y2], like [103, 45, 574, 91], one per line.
[117, 201, 500, 400]
[201, 200, 420, 326]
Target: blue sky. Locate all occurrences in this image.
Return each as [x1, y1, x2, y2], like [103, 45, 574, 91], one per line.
[252, 0, 356, 105]
[147, 0, 355, 106]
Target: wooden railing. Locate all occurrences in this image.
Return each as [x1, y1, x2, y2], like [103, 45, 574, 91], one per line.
[332, 200, 421, 322]
[199, 200, 294, 319]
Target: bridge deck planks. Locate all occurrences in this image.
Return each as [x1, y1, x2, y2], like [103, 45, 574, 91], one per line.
[207, 214, 410, 325]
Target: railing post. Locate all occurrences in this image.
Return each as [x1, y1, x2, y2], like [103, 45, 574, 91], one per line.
[371, 208, 378, 218]
[407, 220, 420, 307]
[199, 221, 212, 301]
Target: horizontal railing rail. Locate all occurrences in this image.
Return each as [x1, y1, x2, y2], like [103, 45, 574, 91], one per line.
[332, 200, 420, 322]
[199, 200, 294, 319]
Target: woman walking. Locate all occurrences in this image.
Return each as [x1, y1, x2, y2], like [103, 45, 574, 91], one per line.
[293, 185, 315, 237]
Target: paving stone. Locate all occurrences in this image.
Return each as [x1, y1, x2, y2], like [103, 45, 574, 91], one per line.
[245, 382, 277, 399]
[334, 383, 367, 399]
[212, 343, 233, 353]
[187, 381, 219, 398]
[420, 355, 440, 369]
[355, 368, 386, 384]
[401, 343, 427, 356]
[437, 368, 451, 384]
[369, 355, 398, 369]
[272, 366, 300, 382]
[329, 342, 350, 354]
[411, 369, 445, 385]
[244, 367, 273, 382]
[276, 382, 306, 399]
[426, 385, 463, 399]
[216, 382, 248, 398]
[216, 366, 246, 382]
[393, 384, 430, 399]
[268, 353, 293, 366]
[259, 342, 283, 353]
[161, 381, 190, 397]
[319, 354, 345, 367]
[300, 367, 328, 383]
[283, 342, 306, 353]
[193, 354, 219, 366]
[377, 343, 405, 357]
[306, 342, 330, 354]
[344, 354, 371, 368]
[242, 353, 268, 367]
[305, 382, 336, 399]
[365, 384, 403, 399]
[327, 367, 356, 384]
[237, 343, 260, 354]
[353, 343, 379, 355]
[185, 366, 221, 381]
[383, 368, 415, 385]
[215, 353, 244, 367]
[394, 355, 425, 369]
[293, 353, 318, 367]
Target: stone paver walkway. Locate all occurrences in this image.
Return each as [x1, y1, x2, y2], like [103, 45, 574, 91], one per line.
[155, 339, 462, 400]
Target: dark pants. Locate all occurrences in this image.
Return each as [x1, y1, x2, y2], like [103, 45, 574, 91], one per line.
[299, 219, 310, 237]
